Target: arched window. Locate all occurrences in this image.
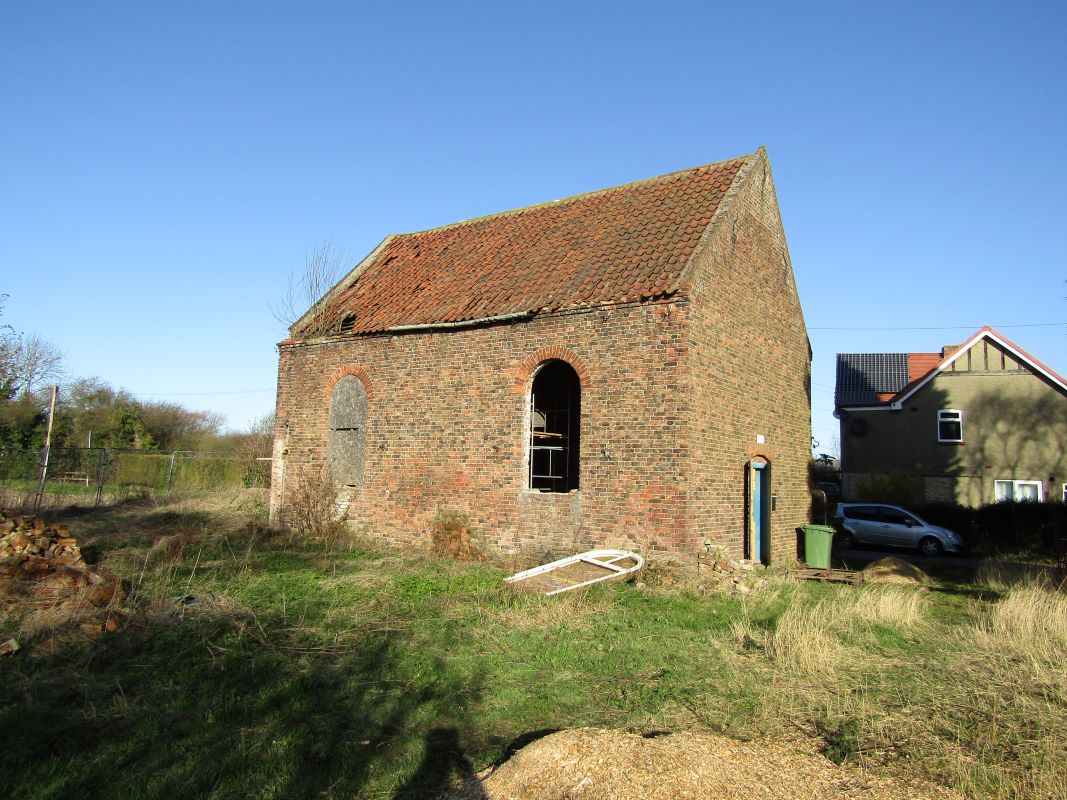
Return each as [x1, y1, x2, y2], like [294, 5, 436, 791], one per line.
[528, 359, 580, 492]
[327, 376, 367, 485]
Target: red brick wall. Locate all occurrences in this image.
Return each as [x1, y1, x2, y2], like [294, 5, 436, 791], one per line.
[685, 149, 812, 564]
[271, 301, 697, 558]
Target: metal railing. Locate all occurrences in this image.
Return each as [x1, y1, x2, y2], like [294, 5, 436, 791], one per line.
[0, 447, 271, 512]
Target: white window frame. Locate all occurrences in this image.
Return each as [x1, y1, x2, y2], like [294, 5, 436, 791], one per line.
[937, 409, 964, 443]
[1062, 483, 1066, 503]
[994, 479, 1044, 502]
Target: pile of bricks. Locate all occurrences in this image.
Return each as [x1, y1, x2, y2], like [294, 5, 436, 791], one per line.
[696, 541, 767, 594]
[0, 514, 83, 573]
[0, 511, 123, 611]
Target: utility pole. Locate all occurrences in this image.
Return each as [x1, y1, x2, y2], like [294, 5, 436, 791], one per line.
[34, 384, 59, 512]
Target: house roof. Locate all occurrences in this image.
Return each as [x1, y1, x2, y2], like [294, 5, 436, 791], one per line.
[295, 151, 758, 336]
[893, 326, 1067, 404]
[836, 326, 1067, 410]
[834, 353, 910, 406]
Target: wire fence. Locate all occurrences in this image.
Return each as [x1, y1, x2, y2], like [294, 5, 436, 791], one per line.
[0, 447, 271, 512]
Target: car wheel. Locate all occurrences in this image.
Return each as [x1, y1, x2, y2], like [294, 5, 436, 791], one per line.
[837, 531, 855, 549]
[918, 536, 943, 557]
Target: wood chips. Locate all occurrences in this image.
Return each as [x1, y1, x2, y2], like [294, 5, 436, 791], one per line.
[449, 728, 960, 800]
[861, 557, 933, 586]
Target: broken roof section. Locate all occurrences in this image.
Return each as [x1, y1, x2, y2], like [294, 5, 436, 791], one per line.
[293, 151, 758, 337]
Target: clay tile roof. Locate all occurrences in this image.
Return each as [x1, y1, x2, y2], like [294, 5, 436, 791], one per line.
[306, 152, 755, 335]
[903, 353, 942, 392]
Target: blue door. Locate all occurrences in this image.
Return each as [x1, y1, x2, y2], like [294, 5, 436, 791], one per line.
[751, 461, 770, 563]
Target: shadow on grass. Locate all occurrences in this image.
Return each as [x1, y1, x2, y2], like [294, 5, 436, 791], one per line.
[0, 608, 484, 800]
[393, 727, 487, 799]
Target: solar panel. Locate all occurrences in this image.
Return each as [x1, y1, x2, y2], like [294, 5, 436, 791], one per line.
[835, 353, 909, 406]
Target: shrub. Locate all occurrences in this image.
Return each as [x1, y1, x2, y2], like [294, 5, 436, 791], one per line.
[282, 465, 348, 547]
[915, 501, 1067, 559]
[430, 509, 482, 560]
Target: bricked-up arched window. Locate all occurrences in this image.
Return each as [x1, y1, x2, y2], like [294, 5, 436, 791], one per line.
[328, 376, 367, 485]
[529, 360, 580, 492]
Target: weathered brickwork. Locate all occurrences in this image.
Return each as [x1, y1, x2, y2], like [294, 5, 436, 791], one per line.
[273, 302, 699, 556]
[270, 149, 811, 561]
[685, 150, 812, 563]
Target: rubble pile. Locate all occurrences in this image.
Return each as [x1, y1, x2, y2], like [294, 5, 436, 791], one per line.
[636, 542, 770, 596]
[696, 542, 767, 594]
[1, 514, 83, 570]
[0, 511, 124, 614]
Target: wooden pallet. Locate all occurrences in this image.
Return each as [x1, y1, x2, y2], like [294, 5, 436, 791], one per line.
[789, 567, 865, 585]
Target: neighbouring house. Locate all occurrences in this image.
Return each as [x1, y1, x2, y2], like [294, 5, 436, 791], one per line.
[835, 326, 1067, 505]
[270, 147, 811, 562]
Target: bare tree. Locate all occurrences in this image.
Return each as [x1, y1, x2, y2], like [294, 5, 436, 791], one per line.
[0, 296, 65, 399]
[15, 334, 65, 397]
[0, 294, 17, 399]
[271, 239, 352, 336]
[228, 411, 276, 487]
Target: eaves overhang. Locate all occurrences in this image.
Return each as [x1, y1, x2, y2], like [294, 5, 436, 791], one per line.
[836, 403, 902, 414]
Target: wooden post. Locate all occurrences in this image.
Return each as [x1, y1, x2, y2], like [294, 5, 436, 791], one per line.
[34, 385, 59, 512]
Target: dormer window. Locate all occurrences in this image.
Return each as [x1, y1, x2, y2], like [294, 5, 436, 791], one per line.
[937, 409, 963, 443]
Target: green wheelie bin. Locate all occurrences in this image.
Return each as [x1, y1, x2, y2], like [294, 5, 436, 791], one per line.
[801, 524, 835, 569]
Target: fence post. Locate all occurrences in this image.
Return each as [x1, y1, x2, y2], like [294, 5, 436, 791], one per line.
[33, 385, 59, 513]
[165, 450, 190, 496]
[94, 449, 109, 508]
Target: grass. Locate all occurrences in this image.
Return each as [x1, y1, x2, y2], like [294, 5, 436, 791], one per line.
[1, 490, 1065, 799]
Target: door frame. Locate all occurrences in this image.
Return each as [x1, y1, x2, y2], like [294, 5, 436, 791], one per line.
[747, 459, 771, 564]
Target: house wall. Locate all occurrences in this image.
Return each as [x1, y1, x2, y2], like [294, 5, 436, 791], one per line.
[840, 347, 1067, 505]
[684, 150, 812, 563]
[270, 301, 697, 558]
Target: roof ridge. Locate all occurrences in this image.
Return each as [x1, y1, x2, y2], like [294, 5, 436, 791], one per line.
[838, 352, 908, 357]
[392, 151, 759, 238]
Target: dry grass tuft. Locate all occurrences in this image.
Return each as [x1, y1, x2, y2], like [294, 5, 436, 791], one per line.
[18, 606, 93, 640]
[146, 530, 199, 563]
[975, 560, 1066, 592]
[975, 585, 1067, 667]
[482, 589, 615, 633]
[768, 599, 853, 674]
[729, 617, 766, 651]
[851, 585, 929, 628]
[764, 585, 927, 675]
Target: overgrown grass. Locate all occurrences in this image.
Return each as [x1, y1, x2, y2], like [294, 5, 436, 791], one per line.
[1, 491, 1064, 799]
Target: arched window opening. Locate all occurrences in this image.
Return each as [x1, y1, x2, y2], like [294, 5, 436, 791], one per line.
[529, 359, 580, 492]
[328, 375, 367, 485]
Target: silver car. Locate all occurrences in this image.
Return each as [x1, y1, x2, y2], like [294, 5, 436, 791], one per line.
[832, 503, 964, 556]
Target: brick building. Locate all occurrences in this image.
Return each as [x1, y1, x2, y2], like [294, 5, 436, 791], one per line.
[270, 147, 811, 562]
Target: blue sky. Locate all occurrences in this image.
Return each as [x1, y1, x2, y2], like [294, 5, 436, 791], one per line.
[2, 1, 1064, 453]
